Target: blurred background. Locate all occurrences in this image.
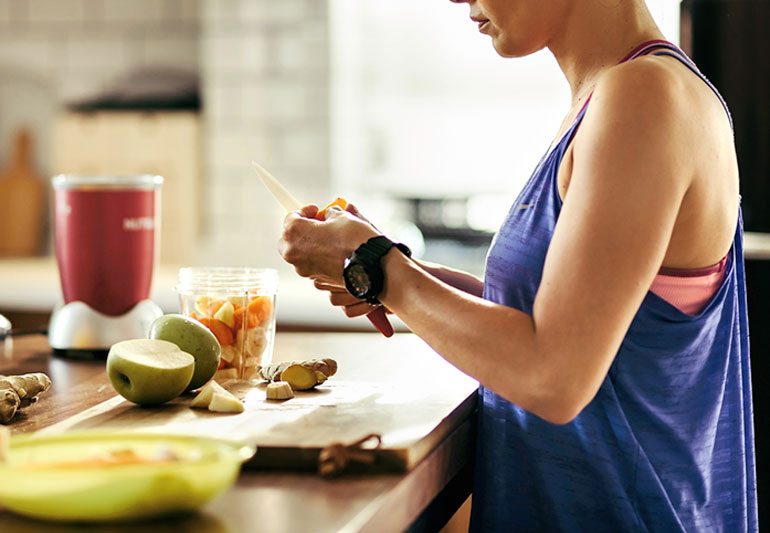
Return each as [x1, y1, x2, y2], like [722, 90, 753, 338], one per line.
[0, 0, 767, 527]
[0, 0, 680, 274]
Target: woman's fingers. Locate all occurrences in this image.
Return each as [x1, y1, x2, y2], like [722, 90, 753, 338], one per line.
[298, 204, 320, 218]
[342, 301, 378, 318]
[329, 290, 362, 307]
[312, 279, 377, 316]
[313, 280, 344, 292]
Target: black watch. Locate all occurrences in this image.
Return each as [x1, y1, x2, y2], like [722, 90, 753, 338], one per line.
[343, 236, 411, 305]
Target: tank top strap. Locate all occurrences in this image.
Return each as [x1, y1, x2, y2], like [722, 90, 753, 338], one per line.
[623, 40, 733, 129]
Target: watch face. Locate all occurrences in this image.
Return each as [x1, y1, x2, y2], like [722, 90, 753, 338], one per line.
[346, 263, 371, 298]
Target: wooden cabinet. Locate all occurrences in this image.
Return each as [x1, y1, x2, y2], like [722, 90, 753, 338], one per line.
[52, 111, 201, 264]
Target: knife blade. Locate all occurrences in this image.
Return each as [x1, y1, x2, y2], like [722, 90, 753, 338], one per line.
[251, 161, 395, 337]
[251, 161, 302, 212]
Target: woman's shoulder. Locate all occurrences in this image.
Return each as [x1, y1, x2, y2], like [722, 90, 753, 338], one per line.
[578, 52, 730, 162]
[574, 52, 738, 269]
[590, 54, 697, 130]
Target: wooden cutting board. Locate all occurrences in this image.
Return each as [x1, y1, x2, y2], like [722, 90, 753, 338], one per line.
[39, 334, 479, 473]
[0, 129, 46, 257]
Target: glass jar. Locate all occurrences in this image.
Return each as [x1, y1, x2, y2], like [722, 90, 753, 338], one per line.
[175, 267, 278, 382]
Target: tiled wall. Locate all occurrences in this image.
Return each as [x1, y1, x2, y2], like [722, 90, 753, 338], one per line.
[198, 0, 331, 268]
[0, 0, 199, 174]
[0, 0, 329, 268]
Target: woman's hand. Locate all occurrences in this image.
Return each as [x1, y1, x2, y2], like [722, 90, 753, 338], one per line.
[278, 204, 379, 287]
[312, 280, 382, 318]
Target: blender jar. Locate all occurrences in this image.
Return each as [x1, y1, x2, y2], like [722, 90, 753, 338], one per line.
[175, 267, 278, 382]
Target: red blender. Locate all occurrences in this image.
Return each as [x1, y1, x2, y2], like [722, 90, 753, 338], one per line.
[48, 175, 164, 357]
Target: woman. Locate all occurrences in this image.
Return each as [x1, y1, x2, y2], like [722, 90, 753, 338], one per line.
[278, 0, 757, 530]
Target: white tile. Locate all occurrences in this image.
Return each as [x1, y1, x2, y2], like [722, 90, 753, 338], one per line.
[272, 30, 307, 74]
[203, 83, 242, 122]
[261, 82, 307, 121]
[62, 38, 133, 70]
[200, 0, 240, 25]
[271, 23, 328, 74]
[0, 0, 12, 23]
[0, 39, 52, 72]
[201, 34, 244, 71]
[254, 1, 306, 24]
[209, 132, 254, 173]
[279, 130, 329, 171]
[141, 34, 199, 70]
[240, 34, 267, 72]
[207, 179, 242, 217]
[27, 0, 85, 23]
[238, 85, 268, 122]
[178, 0, 200, 23]
[162, 0, 198, 22]
[53, 74, 104, 103]
[243, 132, 280, 169]
[101, 0, 164, 22]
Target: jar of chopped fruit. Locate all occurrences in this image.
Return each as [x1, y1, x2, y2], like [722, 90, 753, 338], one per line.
[175, 267, 278, 382]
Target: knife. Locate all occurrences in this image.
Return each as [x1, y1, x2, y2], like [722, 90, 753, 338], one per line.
[251, 161, 302, 212]
[251, 161, 395, 337]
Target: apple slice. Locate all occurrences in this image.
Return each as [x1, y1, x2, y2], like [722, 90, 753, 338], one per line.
[106, 339, 195, 406]
[190, 380, 227, 408]
[190, 380, 244, 413]
[208, 391, 245, 413]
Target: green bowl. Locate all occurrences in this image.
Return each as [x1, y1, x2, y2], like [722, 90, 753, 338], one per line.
[0, 431, 255, 522]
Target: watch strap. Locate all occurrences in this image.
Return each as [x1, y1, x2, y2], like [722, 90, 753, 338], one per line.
[354, 236, 411, 266]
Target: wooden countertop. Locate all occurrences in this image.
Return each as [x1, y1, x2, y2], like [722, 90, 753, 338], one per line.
[0, 332, 478, 533]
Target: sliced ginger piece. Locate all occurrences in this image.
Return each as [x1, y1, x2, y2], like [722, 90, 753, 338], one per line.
[280, 364, 319, 390]
[266, 381, 294, 400]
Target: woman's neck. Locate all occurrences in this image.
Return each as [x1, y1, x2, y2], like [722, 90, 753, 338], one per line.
[548, 0, 665, 107]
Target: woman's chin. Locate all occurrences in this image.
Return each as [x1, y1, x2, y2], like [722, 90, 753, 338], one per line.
[490, 36, 540, 59]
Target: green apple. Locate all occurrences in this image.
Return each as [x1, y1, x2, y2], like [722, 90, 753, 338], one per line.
[149, 314, 222, 391]
[107, 339, 195, 405]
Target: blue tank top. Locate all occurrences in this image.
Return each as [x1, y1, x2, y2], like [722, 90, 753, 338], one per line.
[471, 42, 758, 532]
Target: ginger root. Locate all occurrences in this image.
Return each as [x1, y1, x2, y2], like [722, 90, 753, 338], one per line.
[0, 372, 52, 424]
[258, 358, 337, 391]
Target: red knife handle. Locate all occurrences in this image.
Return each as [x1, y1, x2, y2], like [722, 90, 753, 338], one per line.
[366, 306, 394, 337]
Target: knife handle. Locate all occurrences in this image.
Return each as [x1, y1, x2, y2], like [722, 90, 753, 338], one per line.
[366, 306, 394, 337]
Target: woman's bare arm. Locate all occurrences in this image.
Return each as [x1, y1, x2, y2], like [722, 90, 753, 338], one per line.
[280, 59, 720, 424]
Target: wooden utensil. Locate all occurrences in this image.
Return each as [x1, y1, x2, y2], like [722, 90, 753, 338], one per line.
[0, 129, 45, 257]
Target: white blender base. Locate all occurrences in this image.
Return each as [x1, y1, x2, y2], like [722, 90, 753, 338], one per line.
[48, 299, 163, 352]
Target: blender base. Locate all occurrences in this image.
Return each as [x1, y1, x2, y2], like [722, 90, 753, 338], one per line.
[51, 347, 110, 360]
[48, 299, 163, 358]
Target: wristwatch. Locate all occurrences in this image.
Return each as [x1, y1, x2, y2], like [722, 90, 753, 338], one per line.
[343, 236, 411, 305]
